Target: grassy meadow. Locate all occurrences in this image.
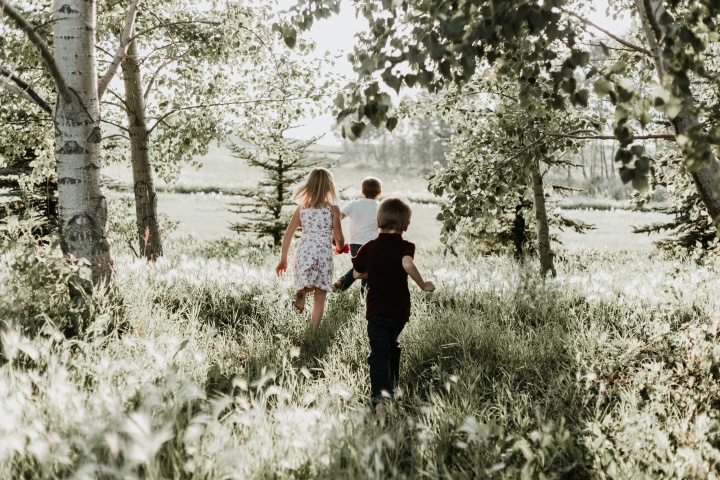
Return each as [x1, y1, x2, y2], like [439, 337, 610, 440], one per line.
[2, 147, 720, 478]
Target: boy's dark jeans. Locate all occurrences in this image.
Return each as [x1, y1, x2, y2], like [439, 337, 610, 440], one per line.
[336, 243, 367, 293]
[367, 315, 405, 402]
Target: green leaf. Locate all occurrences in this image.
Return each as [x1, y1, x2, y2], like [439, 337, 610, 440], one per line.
[361, 57, 377, 74]
[599, 41, 610, 56]
[610, 60, 626, 74]
[382, 69, 401, 92]
[570, 50, 590, 68]
[282, 26, 296, 49]
[632, 174, 649, 192]
[350, 121, 366, 139]
[574, 89, 589, 107]
[594, 78, 613, 97]
[386, 117, 398, 132]
[616, 78, 634, 103]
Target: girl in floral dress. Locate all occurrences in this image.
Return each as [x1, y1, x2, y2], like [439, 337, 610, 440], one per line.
[276, 168, 345, 330]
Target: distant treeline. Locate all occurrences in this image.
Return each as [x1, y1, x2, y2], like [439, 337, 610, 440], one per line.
[334, 116, 452, 172]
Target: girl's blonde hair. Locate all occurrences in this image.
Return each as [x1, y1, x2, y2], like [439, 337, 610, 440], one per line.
[293, 167, 339, 208]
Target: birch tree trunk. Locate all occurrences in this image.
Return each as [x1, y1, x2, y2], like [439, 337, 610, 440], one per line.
[532, 160, 556, 278]
[635, 0, 720, 226]
[123, 40, 163, 261]
[53, 0, 113, 287]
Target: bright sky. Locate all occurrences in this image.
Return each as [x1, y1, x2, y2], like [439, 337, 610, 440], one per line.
[286, 0, 633, 144]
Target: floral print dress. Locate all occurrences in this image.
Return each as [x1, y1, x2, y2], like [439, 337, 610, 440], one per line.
[294, 206, 334, 292]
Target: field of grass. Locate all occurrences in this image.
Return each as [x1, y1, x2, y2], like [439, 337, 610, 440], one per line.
[3, 151, 719, 478]
[104, 143, 671, 253]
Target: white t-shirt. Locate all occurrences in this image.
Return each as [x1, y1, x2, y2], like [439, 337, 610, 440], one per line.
[341, 198, 379, 245]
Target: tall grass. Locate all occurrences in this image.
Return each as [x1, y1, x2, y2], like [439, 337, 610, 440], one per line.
[2, 234, 720, 478]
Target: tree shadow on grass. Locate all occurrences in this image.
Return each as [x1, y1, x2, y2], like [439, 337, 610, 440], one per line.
[202, 287, 364, 398]
[296, 288, 364, 367]
[397, 287, 594, 477]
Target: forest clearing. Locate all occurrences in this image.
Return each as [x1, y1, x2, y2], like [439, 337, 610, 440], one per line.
[3, 150, 719, 478]
[3, 0, 720, 477]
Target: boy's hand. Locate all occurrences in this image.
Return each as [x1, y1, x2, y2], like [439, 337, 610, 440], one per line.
[276, 259, 287, 277]
[422, 281, 435, 292]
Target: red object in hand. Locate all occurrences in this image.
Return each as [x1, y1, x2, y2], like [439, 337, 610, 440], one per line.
[334, 243, 350, 254]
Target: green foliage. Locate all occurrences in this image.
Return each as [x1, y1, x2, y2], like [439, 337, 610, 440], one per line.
[106, 195, 177, 258]
[456, 200, 538, 256]
[284, 0, 720, 223]
[338, 110, 451, 173]
[226, 23, 339, 245]
[424, 75, 593, 255]
[99, 0, 289, 183]
[3, 237, 720, 477]
[0, 215, 85, 336]
[0, 143, 57, 237]
[0, 3, 56, 233]
[229, 138, 328, 246]
[635, 152, 719, 258]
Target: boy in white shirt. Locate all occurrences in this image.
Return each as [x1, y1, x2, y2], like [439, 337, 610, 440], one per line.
[333, 176, 382, 293]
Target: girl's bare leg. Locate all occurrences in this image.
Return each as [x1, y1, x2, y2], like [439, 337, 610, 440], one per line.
[311, 288, 327, 331]
[293, 287, 313, 313]
[295, 288, 311, 313]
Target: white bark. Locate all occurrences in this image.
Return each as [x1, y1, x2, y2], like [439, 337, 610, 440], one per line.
[53, 0, 113, 286]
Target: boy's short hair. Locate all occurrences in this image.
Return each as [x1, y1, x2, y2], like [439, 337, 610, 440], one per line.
[361, 177, 382, 198]
[377, 197, 411, 231]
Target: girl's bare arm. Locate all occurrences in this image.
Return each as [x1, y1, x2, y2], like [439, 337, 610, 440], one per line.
[276, 207, 301, 276]
[331, 205, 345, 250]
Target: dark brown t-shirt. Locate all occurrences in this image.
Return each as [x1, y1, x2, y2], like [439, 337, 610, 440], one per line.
[352, 233, 416, 323]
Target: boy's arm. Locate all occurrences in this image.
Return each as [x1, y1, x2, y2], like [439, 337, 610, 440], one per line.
[352, 244, 368, 279]
[353, 270, 368, 279]
[402, 256, 435, 292]
[340, 201, 352, 221]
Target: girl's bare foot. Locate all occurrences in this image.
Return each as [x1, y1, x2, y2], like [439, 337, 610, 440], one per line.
[293, 291, 306, 313]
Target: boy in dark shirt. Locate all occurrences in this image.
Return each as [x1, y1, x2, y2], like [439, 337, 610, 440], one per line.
[351, 197, 435, 410]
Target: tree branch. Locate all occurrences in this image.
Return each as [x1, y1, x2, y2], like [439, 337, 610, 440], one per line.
[101, 100, 129, 113]
[544, 131, 675, 140]
[0, 78, 38, 107]
[561, 7, 653, 57]
[147, 96, 327, 134]
[129, 20, 220, 44]
[0, 66, 52, 113]
[100, 118, 130, 133]
[103, 133, 130, 142]
[141, 7, 184, 69]
[0, 0, 71, 102]
[136, 42, 180, 67]
[642, 0, 664, 45]
[144, 51, 190, 100]
[579, 41, 650, 55]
[98, 0, 142, 100]
[105, 87, 128, 109]
[236, 24, 283, 85]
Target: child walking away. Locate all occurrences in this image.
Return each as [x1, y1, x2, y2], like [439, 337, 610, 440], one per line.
[333, 176, 382, 294]
[351, 197, 435, 412]
[276, 168, 345, 330]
